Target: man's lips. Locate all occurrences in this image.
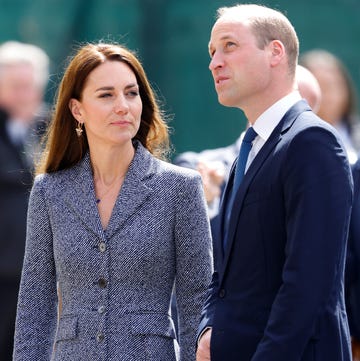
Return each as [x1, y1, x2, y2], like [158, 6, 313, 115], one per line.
[214, 76, 229, 85]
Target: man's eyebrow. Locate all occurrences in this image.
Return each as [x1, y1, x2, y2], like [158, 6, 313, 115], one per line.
[209, 35, 235, 51]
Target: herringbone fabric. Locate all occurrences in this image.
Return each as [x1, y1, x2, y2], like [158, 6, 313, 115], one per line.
[13, 142, 213, 361]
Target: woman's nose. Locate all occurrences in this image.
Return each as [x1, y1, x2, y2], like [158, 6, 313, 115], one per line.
[114, 95, 129, 113]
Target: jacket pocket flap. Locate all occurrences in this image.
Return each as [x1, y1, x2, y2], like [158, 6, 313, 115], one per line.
[56, 315, 78, 342]
[131, 313, 175, 339]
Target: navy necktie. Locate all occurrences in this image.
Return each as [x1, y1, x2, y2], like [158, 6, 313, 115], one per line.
[233, 126, 258, 190]
[223, 126, 257, 250]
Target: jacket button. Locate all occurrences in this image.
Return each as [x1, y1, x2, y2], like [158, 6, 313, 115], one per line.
[98, 305, 106, 314]
[219, 289, 226, 298]
[99, 242, 106, 252]
[98, 278, 107, 288]
[96, 332, 104, 342]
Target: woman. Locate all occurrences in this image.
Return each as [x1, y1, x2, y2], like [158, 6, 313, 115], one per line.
[13, 43, 213, 361]
[300, 49, 360, 164]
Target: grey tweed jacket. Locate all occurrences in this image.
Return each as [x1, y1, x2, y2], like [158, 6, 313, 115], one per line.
[13, 142, 213, 361]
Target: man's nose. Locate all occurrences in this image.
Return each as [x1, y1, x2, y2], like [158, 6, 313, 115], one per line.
[209, 52, 223, 71]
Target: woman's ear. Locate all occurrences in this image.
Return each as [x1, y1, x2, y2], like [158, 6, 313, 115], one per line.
[69, 99, 83, 122]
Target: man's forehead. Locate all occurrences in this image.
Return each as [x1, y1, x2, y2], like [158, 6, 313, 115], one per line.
[209, 20, 249, 47]
[208, 34, 234, 50]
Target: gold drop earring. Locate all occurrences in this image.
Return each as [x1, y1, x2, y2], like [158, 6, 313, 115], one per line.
[76, 121, 83, 137]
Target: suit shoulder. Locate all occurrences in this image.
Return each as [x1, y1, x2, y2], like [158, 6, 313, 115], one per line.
[32, 165, 77, 194]
[294, 111, 337, 134]
[33, 172, 52, 188]
[283, 112, 343, 149]
[283, 112, 351, 175]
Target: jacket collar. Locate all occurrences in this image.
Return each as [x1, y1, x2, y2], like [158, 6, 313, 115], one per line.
[63, 141, 156, 240]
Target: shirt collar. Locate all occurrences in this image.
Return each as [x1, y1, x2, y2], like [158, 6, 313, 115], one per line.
[6, 118, 29, 145]
[252, 91, 302, 142]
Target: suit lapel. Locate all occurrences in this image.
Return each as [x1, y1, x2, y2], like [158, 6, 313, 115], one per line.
[221, 132, 282, 272]
[220, 100, 311, 281]
[216, 162, 236, 260]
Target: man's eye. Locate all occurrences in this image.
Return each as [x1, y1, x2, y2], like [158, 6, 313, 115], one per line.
[225, 42, 236, 49]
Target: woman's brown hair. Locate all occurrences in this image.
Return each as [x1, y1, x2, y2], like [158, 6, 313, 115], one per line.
[36, 43, 169, 175]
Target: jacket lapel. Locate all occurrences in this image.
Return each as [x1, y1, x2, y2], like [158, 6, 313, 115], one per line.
[215, 162, 236, 260]
[220, 100, 311, 280]
[105, 142, 155, 239]
[62, 143, 156, 240]
[63, 154, 105, 239]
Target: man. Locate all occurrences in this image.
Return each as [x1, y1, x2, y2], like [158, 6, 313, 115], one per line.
[174, 64, 321, 221]
[296, 64, 322, 114]
[197, 4, 353, 361]
[0, 41, 49, 360]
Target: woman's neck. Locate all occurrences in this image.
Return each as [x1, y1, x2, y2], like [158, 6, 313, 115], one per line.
[90, 142, 135, 185]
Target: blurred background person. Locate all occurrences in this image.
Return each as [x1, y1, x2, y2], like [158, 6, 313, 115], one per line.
[296, 64, 322, 114]
[0, 40, 49, 361]
[174, 64, 322, 221]
[300, 49, 360, 165]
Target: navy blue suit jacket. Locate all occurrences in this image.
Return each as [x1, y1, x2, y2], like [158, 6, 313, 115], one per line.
[346, 158, 360, 341]
[198, 101, 353, 361]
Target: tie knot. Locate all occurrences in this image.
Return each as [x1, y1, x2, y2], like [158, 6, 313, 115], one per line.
[243, 126, 257, 144]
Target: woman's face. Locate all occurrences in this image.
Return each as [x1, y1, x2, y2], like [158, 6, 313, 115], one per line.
[309, 63, 349, 125]
[70, 60, 142, 148]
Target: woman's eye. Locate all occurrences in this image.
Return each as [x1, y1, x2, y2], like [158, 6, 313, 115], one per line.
[99, 93, 112, 98]
[127, 90, 139, 97]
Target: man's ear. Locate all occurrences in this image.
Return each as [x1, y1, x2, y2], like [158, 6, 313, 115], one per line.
[69, 99, 83, 122]
[269, 40, 286, 66]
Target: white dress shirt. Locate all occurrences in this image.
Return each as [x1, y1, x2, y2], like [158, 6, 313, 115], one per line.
[247, 91, 302, 171]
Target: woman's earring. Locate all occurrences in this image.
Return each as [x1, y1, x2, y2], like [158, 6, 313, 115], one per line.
[76, 122, 83, 137]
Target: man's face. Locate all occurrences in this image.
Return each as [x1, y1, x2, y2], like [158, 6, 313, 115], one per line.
[0, 63, 42, 122]
[208, 19, 271, 109]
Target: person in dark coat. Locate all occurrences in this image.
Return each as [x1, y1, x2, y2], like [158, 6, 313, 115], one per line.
[0, 41, 49, 361]
[197, 4, 353, 361]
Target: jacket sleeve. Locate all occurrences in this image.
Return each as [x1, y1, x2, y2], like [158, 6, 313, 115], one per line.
[174, 172, 214, 361]
[13, 176, 58, 360]
[345, 161, 360, 339]
[252, 126, 353, 360]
